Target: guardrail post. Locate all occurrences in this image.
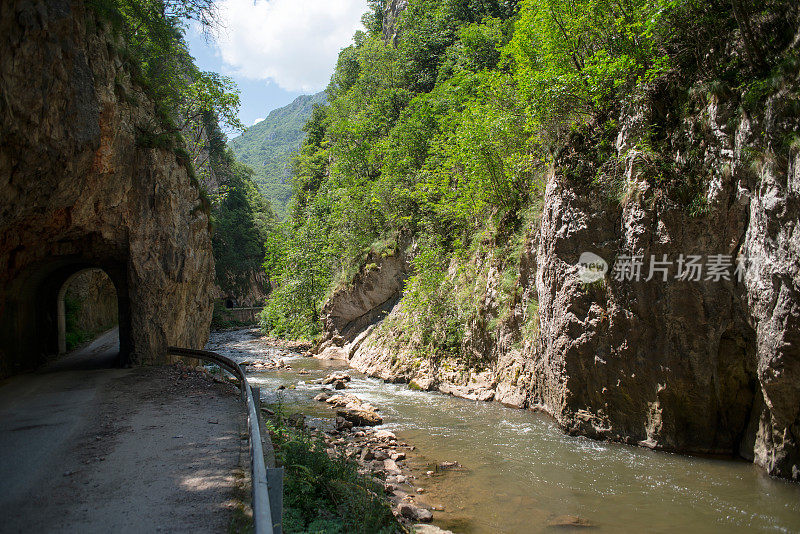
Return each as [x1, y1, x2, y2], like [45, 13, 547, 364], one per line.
[267, 468, 284, 534]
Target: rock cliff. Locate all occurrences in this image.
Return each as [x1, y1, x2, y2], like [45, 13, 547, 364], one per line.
[531, 82, 799, 479]
[0, 0, 215, 376]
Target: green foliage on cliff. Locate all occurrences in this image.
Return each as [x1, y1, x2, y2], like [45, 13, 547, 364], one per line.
[210, 154, 275, 300]
[89, 0, 275, 305]
[89, 0, 243, 135]
[262, 0, 800, 348]
[229, 92, 327, 219]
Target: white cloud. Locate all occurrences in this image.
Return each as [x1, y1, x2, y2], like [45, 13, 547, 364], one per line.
[212, 0, 366, 92]
[253, 117, 265, 125]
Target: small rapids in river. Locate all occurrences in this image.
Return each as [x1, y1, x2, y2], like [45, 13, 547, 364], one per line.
[207, 329, 800, 534]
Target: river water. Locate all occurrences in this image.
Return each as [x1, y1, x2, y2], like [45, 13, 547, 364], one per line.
[207, 329, 800, 533]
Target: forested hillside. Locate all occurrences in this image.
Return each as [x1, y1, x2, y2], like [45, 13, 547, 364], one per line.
[264, 0, 797, 339]
[229, 92, 327, 218]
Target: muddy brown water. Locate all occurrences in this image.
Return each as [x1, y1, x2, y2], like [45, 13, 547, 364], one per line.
[207, 329, 800, 533]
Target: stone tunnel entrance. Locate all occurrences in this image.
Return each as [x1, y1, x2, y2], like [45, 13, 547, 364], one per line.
[1, 0, 215, 379]
[0, 255, 134, 376]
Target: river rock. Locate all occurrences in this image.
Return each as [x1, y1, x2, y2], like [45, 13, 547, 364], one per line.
[410, 377, 436, 391]
[335, 416, 353, 431]
[314, 391, 333, 402]
[413, 525, 453, 534]
[337, 408, 382, 426]
[322, 372, 351, 385]
[360, 448, 374, 462]
[374, 430, 396, 441]
[325, 393, 361, 407]
[437, 383, 495, 402]
[391, 451, 406, 461]
[438, 461, 461, 470]
[383, 458, 402, 475]
[332, 379, 348, 390]
[397, 503, 433, 523]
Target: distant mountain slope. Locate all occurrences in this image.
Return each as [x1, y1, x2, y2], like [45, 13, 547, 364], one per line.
[229, 91, 327, 218]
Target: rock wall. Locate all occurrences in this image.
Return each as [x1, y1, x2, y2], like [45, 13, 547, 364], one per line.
[0, 0, 215, 376]
[382, 0, 408, 45]
[64, 268, 118, 335]
[529, 77, 800, 480]
[316, 243, 410, 360]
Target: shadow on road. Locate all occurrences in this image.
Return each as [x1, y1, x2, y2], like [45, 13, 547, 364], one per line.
[39, 327, 121, 373]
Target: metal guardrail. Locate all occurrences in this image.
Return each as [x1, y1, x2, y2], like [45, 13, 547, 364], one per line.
[168, 346, 277, 534]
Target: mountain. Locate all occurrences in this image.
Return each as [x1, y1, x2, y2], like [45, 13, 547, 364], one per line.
[228, 91, 327, 219]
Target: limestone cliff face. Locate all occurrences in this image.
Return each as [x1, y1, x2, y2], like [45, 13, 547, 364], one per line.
[530, 76, 800, 480]
[382, 0, 408, 46]
[0, 0, 215, 375]
[316, 243, 410, 361]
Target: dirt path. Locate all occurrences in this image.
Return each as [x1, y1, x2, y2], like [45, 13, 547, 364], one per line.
[0, 329, 245, 533]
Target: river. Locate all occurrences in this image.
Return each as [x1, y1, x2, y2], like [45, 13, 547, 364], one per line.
[207, 329, 800, 533]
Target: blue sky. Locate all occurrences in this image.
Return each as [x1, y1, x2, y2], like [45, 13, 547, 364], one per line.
[186, 30, 303, 130]
[185, 0, 367, 132]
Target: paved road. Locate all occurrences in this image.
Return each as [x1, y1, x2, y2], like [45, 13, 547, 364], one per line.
[0, 329, 245, 533]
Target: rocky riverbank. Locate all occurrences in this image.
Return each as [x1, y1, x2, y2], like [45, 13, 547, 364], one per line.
[209, 328, 800, 533]
[297, 371, 459, 531]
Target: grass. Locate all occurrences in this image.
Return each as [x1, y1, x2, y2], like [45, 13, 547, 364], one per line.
[264, 409, 404, 534]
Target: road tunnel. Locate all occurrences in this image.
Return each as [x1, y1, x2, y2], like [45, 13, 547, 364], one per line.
[0, 250, 133, 375]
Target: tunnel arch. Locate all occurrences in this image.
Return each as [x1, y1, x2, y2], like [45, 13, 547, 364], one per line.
[0, 253, 133, 375]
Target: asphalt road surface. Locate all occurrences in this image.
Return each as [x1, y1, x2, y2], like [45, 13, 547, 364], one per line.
[0, 328, 245, 533]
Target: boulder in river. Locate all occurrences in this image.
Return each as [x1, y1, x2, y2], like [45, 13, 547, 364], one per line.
[374, 430, 396, 441]
[337, 408, 382, 426]
[314, 391, 333, 402]
[438, 461, 461, 470]
[383, 458, 402, 475]
[335, 416, 354, 431]
[397, 503, 433, 522]
[322, 372, 351, 385]
[325, 393, 361, 408]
